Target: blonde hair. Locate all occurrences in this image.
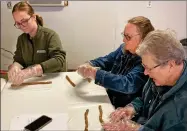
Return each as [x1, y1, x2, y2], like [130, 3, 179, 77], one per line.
[128, 16, 154, 40]
[136, 29, 186, 65]
[12, 1, 43, 26]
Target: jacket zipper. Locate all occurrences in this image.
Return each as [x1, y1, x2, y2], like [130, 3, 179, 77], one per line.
[148, 88, 162, 118]
[29, 38, 34, 63]
[31, 43, 34, 62]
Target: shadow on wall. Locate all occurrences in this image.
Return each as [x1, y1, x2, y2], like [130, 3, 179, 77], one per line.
[180, 38, 187, 46]
[180, 38, 187, 59]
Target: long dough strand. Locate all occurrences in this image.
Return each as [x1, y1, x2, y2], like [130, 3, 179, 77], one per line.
[65, 75, 76, 87]
[84, 109, 89, 131]
[99, 105, 104, 124]
[11, 81, 52, 87]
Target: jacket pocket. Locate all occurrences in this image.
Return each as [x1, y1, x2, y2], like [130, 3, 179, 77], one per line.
[35, 51, 48, 63]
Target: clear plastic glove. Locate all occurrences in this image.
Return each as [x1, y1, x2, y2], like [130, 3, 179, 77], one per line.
[12, 64, 43, 86]
[77, 63, 97, 79]
[77, 63, 90, 78]
[102, 119, 141, 131]
[109, 104, 136, 123]
[8, 62, 23, 82]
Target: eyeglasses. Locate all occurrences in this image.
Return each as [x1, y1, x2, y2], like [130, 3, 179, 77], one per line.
[142, 61, 168, 72]
[14, 16, 32, 29]
[121, 32, 140, 41]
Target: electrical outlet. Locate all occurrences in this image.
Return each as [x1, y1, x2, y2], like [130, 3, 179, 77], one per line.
[147, 1, 152, 8]
[6, 1, 12, 9]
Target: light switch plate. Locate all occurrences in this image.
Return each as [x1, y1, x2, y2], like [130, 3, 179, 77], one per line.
[6, 1, 12, 9]
[147, 1, 152, 8]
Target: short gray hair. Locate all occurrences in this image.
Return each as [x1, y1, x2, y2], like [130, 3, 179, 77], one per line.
[136, 29, 186, 65]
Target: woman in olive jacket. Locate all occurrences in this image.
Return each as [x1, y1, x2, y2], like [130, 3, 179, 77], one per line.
[8, 2, 66, 86]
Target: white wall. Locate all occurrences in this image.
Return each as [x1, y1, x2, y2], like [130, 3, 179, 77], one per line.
[1, 1, 186, 70]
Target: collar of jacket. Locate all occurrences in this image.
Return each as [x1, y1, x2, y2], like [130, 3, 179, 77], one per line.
[151, 84, 171, 97]
[148, 60, 187, 116]
[28, 24, 42, 40]
[121, 43, 140, 59]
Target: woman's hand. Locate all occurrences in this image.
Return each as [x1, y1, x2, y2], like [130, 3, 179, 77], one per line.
[77, 63, 97, 79]
[8, 62, 23, 83]
[102, 119, 141, 131]
[109, 104, 136, 123]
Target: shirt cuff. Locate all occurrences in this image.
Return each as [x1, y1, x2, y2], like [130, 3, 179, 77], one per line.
[95, 69, 107, 86]
[88, 60, 95, 66]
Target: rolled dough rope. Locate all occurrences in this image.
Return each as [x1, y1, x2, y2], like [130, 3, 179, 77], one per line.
[87, 78, 92, 83]
[65, 75, 76, 87]
[84, 109, 89, 131]
[11, 81, 52, 87]
[99, 105, 104, 124]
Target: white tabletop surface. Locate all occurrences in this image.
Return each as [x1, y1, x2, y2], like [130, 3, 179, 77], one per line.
[1, 78, 7, 92]
[1, 72, 114, 130]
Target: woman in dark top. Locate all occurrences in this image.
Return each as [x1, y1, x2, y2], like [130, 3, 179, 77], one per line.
[8, 2, 66, 86]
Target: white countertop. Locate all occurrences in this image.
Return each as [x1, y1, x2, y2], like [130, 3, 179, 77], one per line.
[1, 72, 114, 130]
[1, 78, 7, 92]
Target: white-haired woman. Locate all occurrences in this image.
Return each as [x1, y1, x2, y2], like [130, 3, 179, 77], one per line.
[102, 29, 187, 131]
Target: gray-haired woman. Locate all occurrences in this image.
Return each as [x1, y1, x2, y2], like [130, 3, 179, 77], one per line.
[102, 29, 187, 131]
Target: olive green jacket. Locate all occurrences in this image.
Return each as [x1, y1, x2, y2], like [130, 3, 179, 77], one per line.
[14, 25, 66, 73]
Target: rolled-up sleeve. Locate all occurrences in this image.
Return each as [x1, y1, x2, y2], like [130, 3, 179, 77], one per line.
[131, 97, 144, 114]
